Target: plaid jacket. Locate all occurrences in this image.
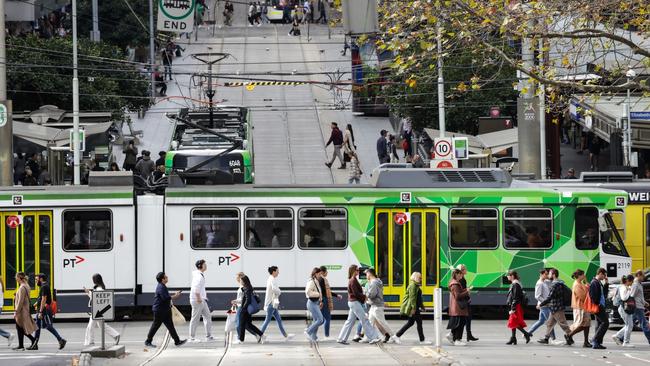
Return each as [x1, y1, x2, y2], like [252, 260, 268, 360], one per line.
[539, 280, 566, 313]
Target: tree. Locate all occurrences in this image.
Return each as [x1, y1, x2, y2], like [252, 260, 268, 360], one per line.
[7, 35, 151, 114]
[377, 0, 649, 119]
[77, 0, 151, 49]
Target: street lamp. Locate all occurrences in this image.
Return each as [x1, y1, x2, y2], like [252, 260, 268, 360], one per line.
[625, 68, 636, 167]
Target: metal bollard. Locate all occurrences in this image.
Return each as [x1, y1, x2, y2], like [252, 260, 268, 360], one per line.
[434, 287, 442, 352]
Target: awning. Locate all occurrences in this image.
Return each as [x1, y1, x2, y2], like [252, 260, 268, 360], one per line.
[12, 121, 114, 148]
[423, 128, 518, 154]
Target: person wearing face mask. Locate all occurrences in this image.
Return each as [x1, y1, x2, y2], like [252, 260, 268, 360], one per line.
[588, 268, 609, 349]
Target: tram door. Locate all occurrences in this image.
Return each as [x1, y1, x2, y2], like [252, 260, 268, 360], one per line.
[375, 209, 439, 308]
[645, 209, 650, 269]
[1, 211, 53, 311]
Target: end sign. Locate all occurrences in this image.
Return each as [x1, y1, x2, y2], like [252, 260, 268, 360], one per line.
[158, 0, 196, 33]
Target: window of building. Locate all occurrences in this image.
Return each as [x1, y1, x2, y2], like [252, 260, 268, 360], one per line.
[449, 208, 498, 249]
[191, 209, 240, 249]
[298, 208, 347, 249]
[503, 208, 553, 249]
[575, 207, 598, 250]
[244, 208, 293, 249]
[63, 210, 112, 251]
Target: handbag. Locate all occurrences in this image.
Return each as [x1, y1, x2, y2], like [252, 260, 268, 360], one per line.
[247, 292, 261, 314]
[583, 293, 600, 314]
[224, 307, 237, 333]
[171, 304, 186, 326]
[624, 298, 636, 314]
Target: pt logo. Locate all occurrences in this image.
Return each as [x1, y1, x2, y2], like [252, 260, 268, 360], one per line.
[63, 256, 85, 268]
[218, 253, 240, 266]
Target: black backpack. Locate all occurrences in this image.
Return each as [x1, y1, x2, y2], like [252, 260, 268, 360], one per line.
[562, 283, 572, 306]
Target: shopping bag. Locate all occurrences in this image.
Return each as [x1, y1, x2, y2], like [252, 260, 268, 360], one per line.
[171, 304, 186, 326]
[583, 293, 600, 314]
[225, 307, 237, 333]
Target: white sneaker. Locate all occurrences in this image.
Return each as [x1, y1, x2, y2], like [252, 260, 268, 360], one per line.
[285, 334, 295, 341]
[446, 333, 454, 345]
[188, 338, 201, 343]
[623, 342, 635, 348]
[369, 338, 381, 344]
[550, 339, 565, 346]
[392, 336, 402, 344]
[205, 336, 216, 342]
[233, 340, 243, 344]
[257, 23, 261, 27]
[360, 337, 369, 343]
[420, 340, 433, 345]
[321, 336, 332, 342]
[453, 340, 467, 346]
[8, 333, 15, 347]
[304, 331, 313, 342]
[612, 335, 623, 346]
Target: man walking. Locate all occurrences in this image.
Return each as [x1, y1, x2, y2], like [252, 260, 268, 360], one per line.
[135, 150, 155, 179]
[29, 274, 66, 350]
[365, 269, 399, 343]
[626, 270, 650, 344]
[537, 268, 574, 346]
[528, 269, 555, 340]
[325, 122, 345, 169]
[161, 49, 173, 81]
[145, 272, 187, 347]
[588, 268, 609, 349]
[189, 260, 213, 342]
[376, 130, 389, 164]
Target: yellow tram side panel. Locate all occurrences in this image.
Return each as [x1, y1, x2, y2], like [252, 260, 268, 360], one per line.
[623, 205, 647, 272]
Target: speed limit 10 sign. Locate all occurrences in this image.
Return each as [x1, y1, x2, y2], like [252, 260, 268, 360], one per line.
[433, 138, 454, 160]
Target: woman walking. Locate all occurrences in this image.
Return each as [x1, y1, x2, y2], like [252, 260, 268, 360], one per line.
[396, 272, 431, 344]
[237, 275, 265, 344]
[318, 266, 342, 340]
[305, 267, 324, 342]
[0, 276, 15, 346]
[568, 269, 591, 348]
[446, 269, 469, 346]
[388, 135, 399, 163]
[348, 152, 362, 184]
[505, 270, 531, 345]
[343, 124, 356, 154]
[13, 272, 36, 351]
[337, 265, 381, 344]
[612, 274, 635, 347]
[260, 266, 294, 341]
[84, 274, 120, 346]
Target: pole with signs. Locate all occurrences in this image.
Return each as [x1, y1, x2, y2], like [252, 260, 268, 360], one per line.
[158, 0, 197, 33]
[92, 290, 114, 351]
[0, 0, 12, 187]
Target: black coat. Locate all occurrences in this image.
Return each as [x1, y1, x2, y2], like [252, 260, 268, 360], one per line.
[506, 282, 524, 311]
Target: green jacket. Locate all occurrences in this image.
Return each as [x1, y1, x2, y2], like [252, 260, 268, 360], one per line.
[400, 281, 421, 316]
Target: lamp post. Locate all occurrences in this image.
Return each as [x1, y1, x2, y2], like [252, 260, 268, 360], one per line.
[625, 68, 636, 167]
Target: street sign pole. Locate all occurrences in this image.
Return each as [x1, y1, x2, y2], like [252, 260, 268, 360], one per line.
[101, 320, 106, 350]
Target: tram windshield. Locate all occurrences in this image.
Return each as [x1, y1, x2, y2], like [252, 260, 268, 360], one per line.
[600, 211, 628, 256]
[576, 208, 628, 256]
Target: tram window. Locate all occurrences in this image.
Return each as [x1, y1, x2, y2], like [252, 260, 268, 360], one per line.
[575, 207, 598, 250]
[63, 210, 112, 251]
[449, 209, 498, 249]
[244, 208, 293, 249]
[298, 208, 347, 249]
[376, 212, 389, 284]
[503, 209, 553, 249]
[601, 210, 628, 256]
[191, 209, 240, 249]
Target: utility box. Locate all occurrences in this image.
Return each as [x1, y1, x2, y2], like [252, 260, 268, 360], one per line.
[341, 0, 378, 34]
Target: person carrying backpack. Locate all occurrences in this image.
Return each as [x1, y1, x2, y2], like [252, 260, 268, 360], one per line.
[537, 268, 575, 346]
[612, 274, 635, 347]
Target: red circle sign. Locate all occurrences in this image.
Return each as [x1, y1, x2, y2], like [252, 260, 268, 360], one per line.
[394, 212, 408, 225]
[434, 140, 452, 158]
[6, 215, 20, 229]
[436, 160, 454, 169]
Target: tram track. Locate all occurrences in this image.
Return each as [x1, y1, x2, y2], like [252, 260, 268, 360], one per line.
[138, 331, 171, 366]
[310, 339, 328, 366]
[377, 342, 406, 366]
[215, 332, 232, 366]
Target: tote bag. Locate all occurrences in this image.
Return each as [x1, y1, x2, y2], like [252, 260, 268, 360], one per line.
[171, 303, 186, 326]
[583, 293, 600, 314]
[224, 307, 237, 333]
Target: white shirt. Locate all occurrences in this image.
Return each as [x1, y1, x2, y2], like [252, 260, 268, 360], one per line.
[264, 275, 281, 309]
[190, 270, 208, 302]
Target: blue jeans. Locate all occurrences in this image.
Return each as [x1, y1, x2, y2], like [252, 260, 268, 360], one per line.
[306, 300, 324, 341]
[528, 307, 555, 339]
[260, 303, 287, 337]
[0, 309, 10, 339]
[633, 308, 650, 343]
[355, 303, 368, 336]
[615, 306, 633, 344]
[34, 309, 63, 342]
[337, 301, 379, 342]
[321, 299, 332, 337]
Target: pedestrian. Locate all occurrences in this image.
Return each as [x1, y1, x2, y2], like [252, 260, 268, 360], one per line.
[563, 168, 578, 179]
[536, 268, 574, 346]
[260, 266, 294, 341]
[122, 140, 138, 171]
[445, 269, 468, 346]
[305, 267, 324, 342]
[341, 35, 350, 56]
[29, 274, 66, 350]
[22, 168, 38, 186]
[396, 272, 431, 344]
[155, 151, 166, 168]
[261, 1, 269, 23]
[588, 267, 609, 349]
[26, 153, 40, 179]
[316, 0, 327, 23]
[376, 130, 389, 164]
[527, 269, 556, 341]
[135, 150, 155, 179]
[236, 275, 265, 344]
[629, 270, 650, 344]
[325, 122, 345, 169]
[388, 135, 399, 163]
[365, 268, 399, 343]
[505, 270, 531, 345]
[348, 152, 362, 184]
[568, 269, 592, 348]
[230, 272, 246, 330]
[161, 49, 173, 81]
[612, 274, 635, 347]
[224, 0, 234, 26]
[411, 154, 425, 168]
[144, 272, 187, 347]
[0, 276, 15, 347]
[83, 274, 120, 346]
[248, 2, 256, 26]
[343, 123, 356, 154]
[109, 162, 120, 171]
[12, 273, 36, 351]
[154, 69, 167, 96]
[13, 153, 25, 185]
[189, 260, 214, 342]
[318, 266, 341, 340]
[589, 135, 601, 171]
[337, 265, 381, 344]
[456, 265, 478, 342]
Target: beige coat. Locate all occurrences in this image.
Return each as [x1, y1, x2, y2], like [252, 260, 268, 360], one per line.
[15, 284, 37, 334]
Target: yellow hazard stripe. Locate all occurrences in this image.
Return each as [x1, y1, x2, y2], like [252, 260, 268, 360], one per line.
[224, 81, 307, 87]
